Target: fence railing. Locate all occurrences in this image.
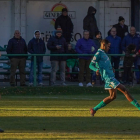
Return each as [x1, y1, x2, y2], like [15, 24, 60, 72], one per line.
[1, 54, 128, 86]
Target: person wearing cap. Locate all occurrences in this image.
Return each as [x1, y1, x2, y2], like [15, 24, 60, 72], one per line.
[55, 8, 73, 43]
[47, 30, 68, 86]
[52, 26, 62, 37]
[28, 30, 46, 86]
[75, 30, 97, 87]
[108, 16, 128, 40]
[106, 27, 121, 80]
[6, 30, 28, 87]
[83, 6, 99, 39]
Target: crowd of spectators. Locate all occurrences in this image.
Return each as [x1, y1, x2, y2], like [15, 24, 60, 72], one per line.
[5, 7, 140, 86]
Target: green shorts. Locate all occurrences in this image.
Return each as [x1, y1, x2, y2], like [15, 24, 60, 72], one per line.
[105, 77, 120, 90]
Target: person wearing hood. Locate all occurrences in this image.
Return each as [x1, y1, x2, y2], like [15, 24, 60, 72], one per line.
[108, 16, 128, 40]
[47, 30, 68, 86]
[83, 6, 99, 39]
[122, 27, 140, 84]
[6, 30, 27, 87]
[28, 30, 46, 86]
[55, 8, 73, 43]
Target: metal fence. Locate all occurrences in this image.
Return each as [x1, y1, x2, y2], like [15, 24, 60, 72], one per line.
[1, 54, 127, 86]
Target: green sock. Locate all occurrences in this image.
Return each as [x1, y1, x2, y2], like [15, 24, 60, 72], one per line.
[93, 101, 107, 111]
[131, 99, 140, 110]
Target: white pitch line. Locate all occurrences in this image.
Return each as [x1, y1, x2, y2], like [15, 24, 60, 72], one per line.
[93, 131, 140, 134]
[3, 132, 140, 135]
[2, 96, 115, 101]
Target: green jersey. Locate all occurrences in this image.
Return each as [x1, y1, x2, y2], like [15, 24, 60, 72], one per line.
[89, 49, 115, 81]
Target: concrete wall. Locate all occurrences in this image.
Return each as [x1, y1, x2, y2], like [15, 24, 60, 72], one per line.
[0, 0, 12, 48]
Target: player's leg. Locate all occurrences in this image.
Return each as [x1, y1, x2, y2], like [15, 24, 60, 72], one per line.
[117, 84, 140, 110]
[103, 89, 117, 104]
[90, 89, 117, 116]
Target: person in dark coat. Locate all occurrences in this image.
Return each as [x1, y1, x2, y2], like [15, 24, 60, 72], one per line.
[121, 27, 140, 84]
[28, 30, 46, 86]
[6, 30, 27, 87]
[106, 27, 121, 80]
[47, 30, 68, 86]
[108, 16, 128, 40]
[123, 44, 136, 84]
[55, 8, 73, 43]
[92, 31, 102, 84]
[93, 31, 102, 50]
[83, 6, 99, 39]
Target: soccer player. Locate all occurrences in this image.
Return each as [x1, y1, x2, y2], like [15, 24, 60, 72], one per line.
[89, 39, 140, 116]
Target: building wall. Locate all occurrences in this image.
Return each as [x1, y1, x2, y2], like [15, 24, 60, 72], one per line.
[0, 0, 12, 48]
[0, 0, 131, 48]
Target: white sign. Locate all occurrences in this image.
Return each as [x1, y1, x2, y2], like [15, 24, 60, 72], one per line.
[43, 11, 76, 19]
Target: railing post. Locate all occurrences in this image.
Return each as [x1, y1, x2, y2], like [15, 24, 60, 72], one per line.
[33, 55, 37, 87]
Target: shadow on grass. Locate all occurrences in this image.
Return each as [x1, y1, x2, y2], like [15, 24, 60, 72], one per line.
[0, 116, 140, 134]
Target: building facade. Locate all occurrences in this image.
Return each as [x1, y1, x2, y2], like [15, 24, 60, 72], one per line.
[0, 0, 134, 48]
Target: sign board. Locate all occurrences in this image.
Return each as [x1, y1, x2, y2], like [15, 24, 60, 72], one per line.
[26, 1, 96, 44]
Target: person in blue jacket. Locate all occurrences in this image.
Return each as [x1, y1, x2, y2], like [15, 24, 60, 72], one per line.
[106, 27, 121, 80]
[75, 30, 97, 87]
[28, 30, 46, 86]
[121, 27, 140, 84]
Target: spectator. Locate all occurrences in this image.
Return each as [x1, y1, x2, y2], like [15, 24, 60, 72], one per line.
[83, 6, 99, 39]
[55, 8, 73, 43]
[66, 44, 78, 80]
[67, 44, 77, 59]
[106, 27, 121, 80]
[47, 30, 68, 86]
[6, 30, 27, 87]
[137, 49, 140, 71]
[28, 30, 46, 86]
[122, 27, 140, 84]
[93, 31, 102, 50]
[76, 30, 97, 87]
[92, 31, 102, 84]
[108, 16, 128, 40]
[52, 26, 62, 37]
[123, 44, 136, 84]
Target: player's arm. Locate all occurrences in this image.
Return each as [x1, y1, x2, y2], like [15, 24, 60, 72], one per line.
[89, 52, 100, 72]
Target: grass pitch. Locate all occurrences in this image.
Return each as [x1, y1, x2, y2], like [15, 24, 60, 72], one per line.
[0, 86, 140, 139]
